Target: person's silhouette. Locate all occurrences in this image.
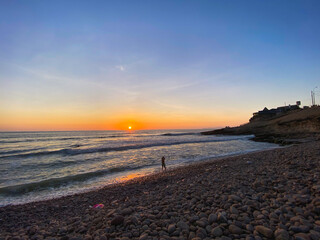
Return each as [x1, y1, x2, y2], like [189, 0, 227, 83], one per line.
[161, 156, 166, 171]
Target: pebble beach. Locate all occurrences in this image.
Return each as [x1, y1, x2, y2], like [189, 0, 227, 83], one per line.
[1, 141, 320, 240]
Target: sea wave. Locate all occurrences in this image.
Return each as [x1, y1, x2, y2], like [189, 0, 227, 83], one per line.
[0, 165, 146, 196]
[0, 135, 128, 144]
[161, 132, 198, 136]
[0, 131, 203, 144]
[0, 136, 250, 159]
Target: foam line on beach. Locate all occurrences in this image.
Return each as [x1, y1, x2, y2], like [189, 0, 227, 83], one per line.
[0, 164, 153, 196]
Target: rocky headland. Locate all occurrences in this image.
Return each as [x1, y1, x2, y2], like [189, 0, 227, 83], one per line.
[201, 106, 320, 145]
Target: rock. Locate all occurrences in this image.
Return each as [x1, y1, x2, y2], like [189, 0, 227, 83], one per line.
[246, 236, 255, 240]
[130, 216, 139, 225]
[77, 226, 87, 234]
[218, 212, 228, 223]
[133, 231, 140, 237]
[196, 220, 207, 228]
[205, 225, 212, 233]
[189, 215, 199, 223]
[122, 232, 132, 238]
[253, 210, 260, 218]
[211, 226, 223, 237]
[269, 212, 278, 219]
[294, 233, 310, 240]
[28, 226, 38, 235]
[111, 215, 124, 225]
[230, 206, 239, 215]
[189, 232, 196, 239]
[255, 225, 273, 238]
[246, 224, 254, 232]
[168, 224, 176, 234]
[309, 230, 320, 240]
[312, 185, 320, 192]
[139, 233, 148, 240]
[177, 220, 189, 231]
[274, 229, 289, 240]
[208, 213, 217, 224]
[229, 195, 241, 202]
[141, 225, 148, 231]
[121, 208, 133, 216]
[229, 224, 242, 234]
[196, 227, 207, 238]
[220, 236, 232, 240]
[172, 229, 180, 236]
[290, 225, 310, 233]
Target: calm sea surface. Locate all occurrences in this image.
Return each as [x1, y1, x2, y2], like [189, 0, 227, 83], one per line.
[0, 130, 277, 206]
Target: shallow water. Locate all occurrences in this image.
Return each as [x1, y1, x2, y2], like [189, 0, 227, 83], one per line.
[0, 130, 278, 206]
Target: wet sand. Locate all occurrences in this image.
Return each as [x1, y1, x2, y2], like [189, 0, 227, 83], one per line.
[1, 141, 320, 240]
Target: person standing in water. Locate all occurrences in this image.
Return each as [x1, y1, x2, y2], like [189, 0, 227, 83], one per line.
[161, 156, 166, 171]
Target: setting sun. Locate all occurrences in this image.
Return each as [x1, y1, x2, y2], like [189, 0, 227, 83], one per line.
[128, 126, 132, 130]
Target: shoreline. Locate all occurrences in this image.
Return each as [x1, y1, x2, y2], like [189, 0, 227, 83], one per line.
[0, 144, 280, 208]
[0, 141, 279, 208]
[1, 141, 320, 239]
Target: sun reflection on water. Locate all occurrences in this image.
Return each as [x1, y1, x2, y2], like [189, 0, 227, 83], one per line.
[114, 172, 146, 183]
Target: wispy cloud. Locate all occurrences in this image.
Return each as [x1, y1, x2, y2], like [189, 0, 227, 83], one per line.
[15, 65, 83, 85]
[164, 81, 200, 91]
[152, 99, 187, 110]
[116, 65, 125, 72]
[13, 64, 142, 97]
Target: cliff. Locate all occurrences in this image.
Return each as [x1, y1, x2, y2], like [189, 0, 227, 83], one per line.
[202, 106, 320, 144]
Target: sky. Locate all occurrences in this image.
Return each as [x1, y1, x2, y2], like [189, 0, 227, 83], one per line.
[0, 0, 320, 131]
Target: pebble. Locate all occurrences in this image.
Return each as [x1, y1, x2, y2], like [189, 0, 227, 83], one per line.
[274, 229, 289, 240]
[211, 226, 223, 237]
[168, 224, 176, 234]
[196, 227, 207, 238]
[230, 206, 239, 215]
[290, 225, 309, 233]
[228, 224, 243, 234]
[255, 225, 273, 238]
[294, 233, 310, 240]
[177, 221, 189, 231]
[196, 220, 207, 228]
[121, 208, 133, 216]
[110, 215, 124, 226]
[139, 233, 148, 240]
[229, 195, 241, 202]
[218, 212, 228, 223]
[208, 213, 217, 224]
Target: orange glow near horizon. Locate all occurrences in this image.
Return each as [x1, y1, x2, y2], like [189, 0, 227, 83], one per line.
[0, 108, 250, 131]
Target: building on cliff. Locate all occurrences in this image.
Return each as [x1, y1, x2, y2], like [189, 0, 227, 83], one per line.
[250, 101, 301, 122]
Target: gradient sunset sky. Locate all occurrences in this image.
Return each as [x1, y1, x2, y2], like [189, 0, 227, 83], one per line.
[1, 1, 319, 131]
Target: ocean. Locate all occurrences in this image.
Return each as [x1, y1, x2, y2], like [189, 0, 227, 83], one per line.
[0, 130, 277, 206]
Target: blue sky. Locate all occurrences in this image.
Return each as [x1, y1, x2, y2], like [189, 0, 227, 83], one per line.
[0, 1, 319, 130]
